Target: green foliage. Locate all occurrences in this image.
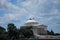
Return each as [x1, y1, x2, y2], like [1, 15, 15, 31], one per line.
[54, 33, 60, 36]
[0, 26, 7, 40]
[7, 23, 19, 40]
[0, 23, 60, 40]
[47, 30, 60, 35]
[19, 26, 34, 38]
[50, 30, 54, 35]
[0, 26, 6, 33]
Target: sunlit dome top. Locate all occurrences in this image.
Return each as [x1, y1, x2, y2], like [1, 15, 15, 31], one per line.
[25, 18, 37, 23]
[22, 18, 39, 26]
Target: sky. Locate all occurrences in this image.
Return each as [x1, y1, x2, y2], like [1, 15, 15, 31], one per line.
[0, 0, 60, 33]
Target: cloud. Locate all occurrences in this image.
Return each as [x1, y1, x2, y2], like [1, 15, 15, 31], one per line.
[0, 0, 28, 25]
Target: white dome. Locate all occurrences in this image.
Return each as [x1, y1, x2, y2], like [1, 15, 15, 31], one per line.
[26, 20, 37, 23]
[22, 18, 39, 26]
[23, 19, 38, 26]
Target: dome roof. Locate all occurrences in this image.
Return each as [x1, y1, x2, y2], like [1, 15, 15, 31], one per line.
[25, 18, 38, 23]
[26, 20, 37, 23]
[21, 18, 39, 26]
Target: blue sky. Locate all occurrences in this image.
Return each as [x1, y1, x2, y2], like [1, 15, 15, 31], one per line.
[0, 0, 60, 33]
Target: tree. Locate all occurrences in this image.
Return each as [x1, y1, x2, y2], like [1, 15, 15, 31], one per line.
[7, 23, 19, 40]
[19, 26, 34, 38]
[47, 30, 50, 35]
[47, 30, 54, 35]
[50, 30, 54, 35]
[0, 26, 7, 40]
[0, 26, 6, 33]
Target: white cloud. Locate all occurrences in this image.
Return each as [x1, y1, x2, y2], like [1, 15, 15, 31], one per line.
[16, 0, 60, 21]
[0, 0, 28, 24]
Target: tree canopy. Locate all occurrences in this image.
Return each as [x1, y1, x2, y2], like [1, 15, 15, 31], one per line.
[0, 23, 60, 40]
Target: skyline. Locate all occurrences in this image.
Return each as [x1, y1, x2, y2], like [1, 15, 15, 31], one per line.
[0, 0, 60, 33]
